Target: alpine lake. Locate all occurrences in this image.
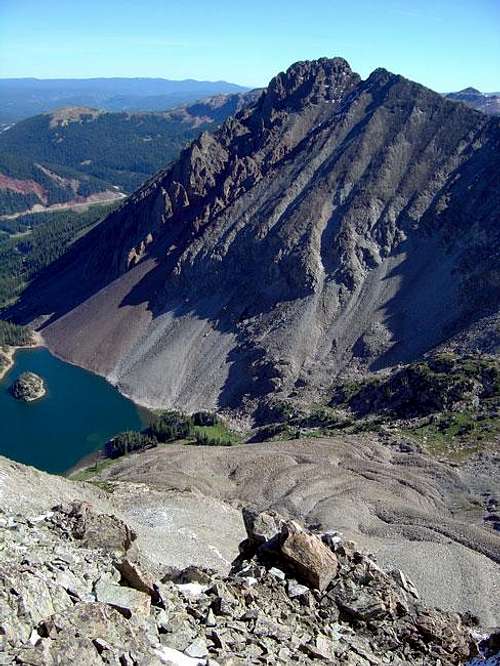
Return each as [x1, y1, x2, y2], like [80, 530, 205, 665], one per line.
[0, 347, 150, 474]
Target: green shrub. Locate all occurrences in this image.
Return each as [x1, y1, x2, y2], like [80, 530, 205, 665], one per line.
[148, 410, 194, 442]
[333, 355, 499, 419]
[194, 430, 233, 446]
[192, 411, 219, 427]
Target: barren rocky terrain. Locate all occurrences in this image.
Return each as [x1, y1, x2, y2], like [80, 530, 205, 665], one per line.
[2, 56, 499, 664]
[91, 436, 500, 626]
[1, 438, 499, 664]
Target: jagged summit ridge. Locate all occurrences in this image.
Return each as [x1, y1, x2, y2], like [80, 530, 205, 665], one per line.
[261, 57, 360, 110]
[13, 57, 500, 414]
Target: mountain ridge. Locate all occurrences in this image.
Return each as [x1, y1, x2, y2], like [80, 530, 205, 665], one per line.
[11, 57, 500, 416]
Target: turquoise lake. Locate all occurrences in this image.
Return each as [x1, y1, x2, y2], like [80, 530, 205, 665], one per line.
[0, 347, 148, 474]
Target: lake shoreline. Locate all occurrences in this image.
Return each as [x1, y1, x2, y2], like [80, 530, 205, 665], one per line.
[41, 339, 160, 416]
[0, 331, 44, 382]
[0, 345, 148, 474]
[64, 447, 106, 479]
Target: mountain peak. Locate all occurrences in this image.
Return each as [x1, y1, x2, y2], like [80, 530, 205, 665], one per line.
[458, 86, 482, 95]
[14, 59, 499, 416]
[261, 57, 360, 112]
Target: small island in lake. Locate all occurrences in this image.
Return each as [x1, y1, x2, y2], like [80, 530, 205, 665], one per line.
[10, 372, 46, 402]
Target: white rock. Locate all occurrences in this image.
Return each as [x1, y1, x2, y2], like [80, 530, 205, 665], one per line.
[31, 512, 54, 523]
[269, 567, 286, 580]
[391, 569, 419, 599]
[176, 582, 207, 598]
[363, 556, 384, 574]
[28, 629, 41, 646]
[240, 576, 258, 587]
[155, 645, 206, 665]
[287, 579, 309, 598]
[185, 637, 208, 658]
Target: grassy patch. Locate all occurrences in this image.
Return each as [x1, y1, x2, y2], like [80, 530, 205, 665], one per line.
[400, 406, 499, 460]
[70, 457, 116, 481]
[192, 421, 241, 446]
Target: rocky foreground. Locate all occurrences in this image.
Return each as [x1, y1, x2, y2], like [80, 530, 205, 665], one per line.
[1, 499, 497, 665]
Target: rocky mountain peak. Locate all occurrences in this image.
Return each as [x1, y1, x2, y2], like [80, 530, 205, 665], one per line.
[260, 57, 360, 113]
[13, 58, 500, 415]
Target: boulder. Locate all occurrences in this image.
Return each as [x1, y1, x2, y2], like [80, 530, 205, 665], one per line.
[242, 508, 283, 545]
[337, 591, 388, 621]
[184, 637, 209, 658]
[34, 602, 158, 663]
[117, 556, 157, 597]
[414, 609, 472, 661]
[54, 502, 137, 555]
[94, 580, 151, 618]
[279, 525, 339, 591]
[390, 568, 420, 599]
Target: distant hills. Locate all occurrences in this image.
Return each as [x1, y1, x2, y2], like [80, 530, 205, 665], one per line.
[0, 92, 259, 215]
[445, 87, 500, 115]
[0, 77, 249, 124]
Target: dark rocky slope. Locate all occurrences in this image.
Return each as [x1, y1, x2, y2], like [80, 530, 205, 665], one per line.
[12, 57, 500, 414]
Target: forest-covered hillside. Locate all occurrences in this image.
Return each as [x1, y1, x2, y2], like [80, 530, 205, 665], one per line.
[0, 92, 257, 214]
[0, 202, 118, 308]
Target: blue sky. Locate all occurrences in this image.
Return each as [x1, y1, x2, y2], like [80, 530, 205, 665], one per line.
[0, 0, 499, 92]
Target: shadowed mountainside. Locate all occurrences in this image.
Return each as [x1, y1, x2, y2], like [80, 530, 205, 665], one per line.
[11, 57, 500, 415]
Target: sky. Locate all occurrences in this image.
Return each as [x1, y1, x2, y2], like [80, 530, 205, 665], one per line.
[0, 0, 499, 92]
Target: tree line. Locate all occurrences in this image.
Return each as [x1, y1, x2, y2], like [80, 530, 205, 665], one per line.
[104, 410, 237, 459]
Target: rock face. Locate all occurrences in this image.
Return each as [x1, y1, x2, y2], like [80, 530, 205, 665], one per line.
[0, 501, 483, 665]
[13, 57, 500, 416]
[10, 371, 45, 401]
